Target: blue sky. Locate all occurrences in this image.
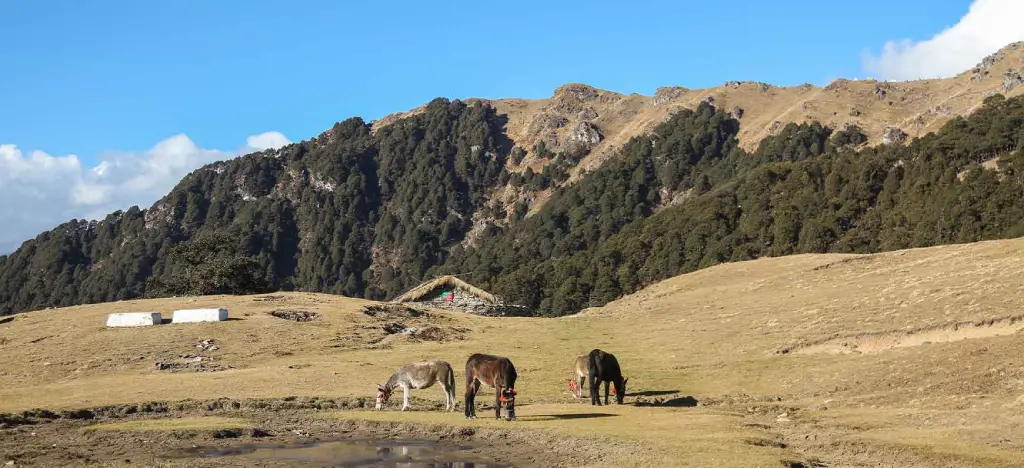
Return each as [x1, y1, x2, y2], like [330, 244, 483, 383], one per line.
[0, 0, 974, 160]
[3, 0, 1021, 253]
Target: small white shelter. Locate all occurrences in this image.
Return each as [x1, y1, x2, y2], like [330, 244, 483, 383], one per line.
[106, 312, 162, 328]
[172, 308, 229, 323]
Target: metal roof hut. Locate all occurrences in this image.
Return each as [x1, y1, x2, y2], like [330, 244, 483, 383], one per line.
[392, 275, 533, 317]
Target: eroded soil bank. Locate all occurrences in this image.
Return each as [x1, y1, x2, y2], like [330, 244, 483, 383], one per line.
[0, 397, 636, 467]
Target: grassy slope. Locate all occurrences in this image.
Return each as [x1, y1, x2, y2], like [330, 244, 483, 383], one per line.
[3, 238, 1024, 466]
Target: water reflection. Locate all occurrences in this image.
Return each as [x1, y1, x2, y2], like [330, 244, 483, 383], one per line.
[175, 438, 500, 467]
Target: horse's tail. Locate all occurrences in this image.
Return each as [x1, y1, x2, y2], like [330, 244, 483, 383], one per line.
[464, 356, 477, 392]
[587, 350, 600, 398]
[505, 359, 518, 389]
[446, 361, 456, 393]
[587, 350, 600, 381]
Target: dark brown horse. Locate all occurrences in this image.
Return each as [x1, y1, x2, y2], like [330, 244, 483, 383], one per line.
[588, 349, 628, 406]
[464, 353, 518, 420]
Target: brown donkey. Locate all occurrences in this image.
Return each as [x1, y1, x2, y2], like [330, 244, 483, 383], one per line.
[464, 353, 518, 420]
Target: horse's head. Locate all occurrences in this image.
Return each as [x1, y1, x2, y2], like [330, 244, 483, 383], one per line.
[614, 377, 628, 404]
[375, 384, 392, 410]
[499, 388, 517, 420]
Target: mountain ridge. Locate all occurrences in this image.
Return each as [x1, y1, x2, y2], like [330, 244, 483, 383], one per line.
[3, 42, 1024, 316]
[375, 41, 1024, 180]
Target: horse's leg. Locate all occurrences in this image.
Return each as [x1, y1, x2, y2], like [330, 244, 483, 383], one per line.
[589, 374, 600, 406]
[495, 386, 502, 420]
[577, 376, 585, 400]
[465, 378, 480, 419]
[402, 385, 411, 411]
[604, 381, 610, 405]
[441, 378, 451, 411]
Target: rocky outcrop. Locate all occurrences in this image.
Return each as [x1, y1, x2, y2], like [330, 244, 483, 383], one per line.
[569, 121, 603, 148]
[577, 108, 599, 121]
[1002, 69, 1024, 93]
[882, 126, 908, 146]
[555, 83, 600, 102]
[653, 86, 687, 106]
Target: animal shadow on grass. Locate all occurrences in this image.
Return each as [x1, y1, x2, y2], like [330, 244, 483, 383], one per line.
[517, 413, 617, 422]
[628, 390, 679, 397]
[633, 395, 699, 408]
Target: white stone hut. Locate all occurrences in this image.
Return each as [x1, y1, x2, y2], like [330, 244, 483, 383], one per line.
[392, 275, 533, 317]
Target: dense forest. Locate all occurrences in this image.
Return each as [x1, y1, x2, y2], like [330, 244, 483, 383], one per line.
[2, 95, 1024, 316]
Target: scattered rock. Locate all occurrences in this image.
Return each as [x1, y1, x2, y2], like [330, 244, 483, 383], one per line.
[874, 85, 887, 100]
[881, 126, 909, 146]
[249, 428, 272, 438]
[768, 121, 783, 134]
[703, 95, 715, 105]
[211, 429, 243, 439]
[382, 323, 409, 335]
[411, 326, 468, 342]
[730, 106, 744, 120]
[361, 304, 423, 319]
[269, 310, 320, 322]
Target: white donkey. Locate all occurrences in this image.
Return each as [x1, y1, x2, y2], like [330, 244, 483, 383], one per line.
[569, 354, 588, 400]
[375, 360, 457, 411]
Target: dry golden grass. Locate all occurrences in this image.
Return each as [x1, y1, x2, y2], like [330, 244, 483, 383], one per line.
[4, 238, 1024, 466]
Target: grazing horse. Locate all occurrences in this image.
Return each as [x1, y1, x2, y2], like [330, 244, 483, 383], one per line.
[587, 349, 628, 406]
[464, 353, 517, 420]
[375, 360, 456, 411]
[568, 354, 588, 400]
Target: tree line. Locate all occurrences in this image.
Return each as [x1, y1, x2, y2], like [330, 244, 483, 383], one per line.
[2, 94, 1023, 316]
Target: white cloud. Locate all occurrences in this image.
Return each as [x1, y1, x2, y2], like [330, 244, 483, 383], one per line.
[246, 131, 291, 151]
[0, 131, 291, 254]
[863, 0, 1024, 81]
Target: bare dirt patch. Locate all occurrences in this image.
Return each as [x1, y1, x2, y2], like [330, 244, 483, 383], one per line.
[779, 314, 1024, 355]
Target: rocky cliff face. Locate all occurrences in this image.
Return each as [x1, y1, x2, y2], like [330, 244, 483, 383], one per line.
[376, 42, 1024, 195]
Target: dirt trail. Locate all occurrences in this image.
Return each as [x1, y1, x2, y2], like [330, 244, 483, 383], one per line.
[782, 314, 1024, 355]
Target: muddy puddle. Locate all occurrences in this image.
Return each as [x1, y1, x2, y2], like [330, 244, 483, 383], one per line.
[167, 438, 502, 467]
